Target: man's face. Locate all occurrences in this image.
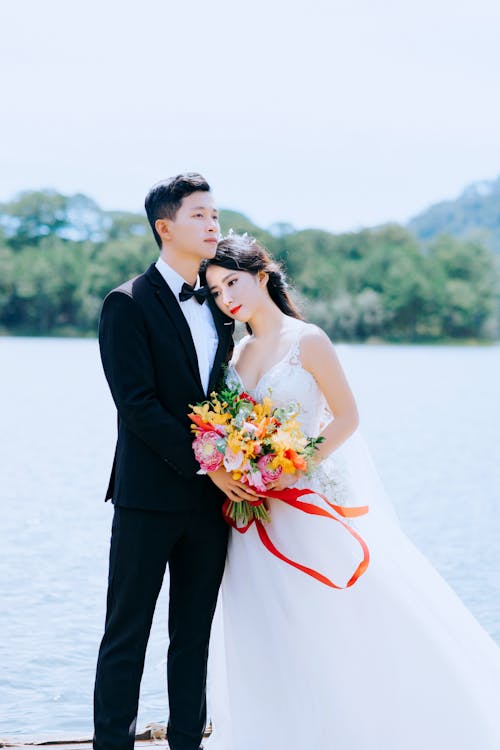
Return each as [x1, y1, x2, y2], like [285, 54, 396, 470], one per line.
[161, 191, 220, 260]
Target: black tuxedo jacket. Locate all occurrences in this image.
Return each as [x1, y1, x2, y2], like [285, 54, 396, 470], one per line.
[98, 263, 234, 512]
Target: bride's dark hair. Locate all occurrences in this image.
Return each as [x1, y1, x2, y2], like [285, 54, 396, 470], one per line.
[202, 232, 303, 333]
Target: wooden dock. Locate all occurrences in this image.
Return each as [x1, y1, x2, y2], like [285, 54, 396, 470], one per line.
[1, 723, 210, 749]
[1, 743, 162, 750]
[1, 744, 160, 750]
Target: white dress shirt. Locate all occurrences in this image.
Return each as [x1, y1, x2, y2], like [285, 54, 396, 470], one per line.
[155, 256, 218, 394]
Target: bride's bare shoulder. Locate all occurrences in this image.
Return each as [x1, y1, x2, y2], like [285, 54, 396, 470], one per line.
[298, 323, 338, 370]
[299, 322, 333, 348]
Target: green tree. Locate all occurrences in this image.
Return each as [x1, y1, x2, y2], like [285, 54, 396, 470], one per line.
[1, 190, 106, 248]
[8, 238, 89, 333]
[278, 230, 344, 298]
[1, 188, 499, 341]
[104, 211, 149, 241]
[428, 236, 498, 338]
[86, 237, 156, 302]
[0, 243, 16, 331]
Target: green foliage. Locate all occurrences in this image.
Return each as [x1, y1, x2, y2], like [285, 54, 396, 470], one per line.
[427, 236, 499, 338]
[2, 238, 90, 333]
[0, 189, 498, 341]
[104, 211, 149, 241]
[0, 190, 107, 248]
[219, 210, 280, 255]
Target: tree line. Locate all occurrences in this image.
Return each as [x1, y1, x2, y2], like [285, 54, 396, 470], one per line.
[0, 190, 498, 342]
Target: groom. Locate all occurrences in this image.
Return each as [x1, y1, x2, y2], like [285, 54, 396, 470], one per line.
[94, 173, 254, 750]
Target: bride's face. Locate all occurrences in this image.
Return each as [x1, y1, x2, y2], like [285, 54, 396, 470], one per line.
[206, 264, 266, 322]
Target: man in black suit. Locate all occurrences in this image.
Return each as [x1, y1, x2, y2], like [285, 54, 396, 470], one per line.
[94, 173, 257, 750]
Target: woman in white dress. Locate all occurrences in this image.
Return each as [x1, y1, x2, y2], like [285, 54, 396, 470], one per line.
[201, 233, 500, 750]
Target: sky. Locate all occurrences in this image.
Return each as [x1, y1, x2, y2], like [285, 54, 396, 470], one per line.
[2, 0, 500, 233]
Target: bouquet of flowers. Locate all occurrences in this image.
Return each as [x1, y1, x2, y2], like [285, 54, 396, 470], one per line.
[188, 383, 323, 526]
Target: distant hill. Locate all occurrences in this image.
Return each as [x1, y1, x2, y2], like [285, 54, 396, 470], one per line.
[219, 209, 278, 248]
[408, 176, 500, 253]
[219, 209, 262, 235]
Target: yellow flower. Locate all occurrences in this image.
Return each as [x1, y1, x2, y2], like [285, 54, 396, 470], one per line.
[212, 412, 231, 425]
[192, 403, 212, 421]
[190, 402, 230, 425]
[212, 397, 230, 419]
[227, 430, 244, 454]
[243, 441, 259, 459]
[271, 453, 296, 474]
[253, 396, 272, 421]
[271, 428, 296, 451]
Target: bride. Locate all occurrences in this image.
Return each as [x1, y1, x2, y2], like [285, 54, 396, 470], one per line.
[201, 233, 500, 750]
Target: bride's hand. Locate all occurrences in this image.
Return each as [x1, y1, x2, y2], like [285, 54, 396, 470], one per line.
[266, 471, 302, 492]
[207, 466, 264, 503]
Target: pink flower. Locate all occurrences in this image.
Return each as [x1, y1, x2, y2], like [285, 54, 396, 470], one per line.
[193, 431, 224, 472]
[246, 467, 266, 492]
[223, 449, 245, 472]
[257, 454, 283, 484]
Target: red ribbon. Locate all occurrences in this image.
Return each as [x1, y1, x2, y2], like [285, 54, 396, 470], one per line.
[222, 488, 370, 589]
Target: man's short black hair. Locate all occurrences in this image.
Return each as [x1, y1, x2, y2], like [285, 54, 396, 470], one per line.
[144, 172, 211, 248]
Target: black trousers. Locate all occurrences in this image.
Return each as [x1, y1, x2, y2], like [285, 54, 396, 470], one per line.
[93, 503, 228, 750]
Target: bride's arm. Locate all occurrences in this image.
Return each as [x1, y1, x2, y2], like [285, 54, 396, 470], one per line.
[300, 326, 359, 463]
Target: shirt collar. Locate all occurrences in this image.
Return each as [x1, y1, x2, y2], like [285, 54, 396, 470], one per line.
[155, 256, 201, 300]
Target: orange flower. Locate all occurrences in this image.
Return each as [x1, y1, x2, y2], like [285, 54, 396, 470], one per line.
[285, 448, 307, 472]
[189, 413, 214, 432]
[254, 417, 272, 439]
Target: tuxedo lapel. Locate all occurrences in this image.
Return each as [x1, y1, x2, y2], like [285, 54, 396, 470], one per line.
[145, 264, 203, 391]
[207, 295, 234, 396]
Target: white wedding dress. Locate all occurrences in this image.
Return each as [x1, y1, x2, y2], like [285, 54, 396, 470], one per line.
[205, 324, 500, 750]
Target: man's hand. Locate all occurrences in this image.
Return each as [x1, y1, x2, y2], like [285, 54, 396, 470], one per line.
[207, 467, 264, 503]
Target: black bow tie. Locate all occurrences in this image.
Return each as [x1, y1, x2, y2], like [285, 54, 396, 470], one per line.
[179, 282, 208, 305]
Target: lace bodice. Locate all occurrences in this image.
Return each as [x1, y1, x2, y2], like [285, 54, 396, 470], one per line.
[226, 330, 328, 439]
[225, 324, 355, 505]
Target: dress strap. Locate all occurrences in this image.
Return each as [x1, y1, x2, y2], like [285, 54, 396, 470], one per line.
[284, 321, 311, 367]
[232, 323, 309, 371]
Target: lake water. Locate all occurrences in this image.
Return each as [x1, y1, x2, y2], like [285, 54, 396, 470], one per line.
[1, 337, 499, 739]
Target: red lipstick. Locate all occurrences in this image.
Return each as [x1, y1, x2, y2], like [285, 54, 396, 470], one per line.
[230, 305, 242, 315]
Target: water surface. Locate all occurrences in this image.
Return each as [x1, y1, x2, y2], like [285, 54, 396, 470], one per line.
[1, 338, 499, 737]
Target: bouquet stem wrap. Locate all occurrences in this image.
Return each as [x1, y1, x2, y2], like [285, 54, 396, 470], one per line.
[222, 488, 370, 589]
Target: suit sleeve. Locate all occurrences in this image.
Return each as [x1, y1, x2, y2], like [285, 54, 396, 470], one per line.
[99, 290, 199, 478]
